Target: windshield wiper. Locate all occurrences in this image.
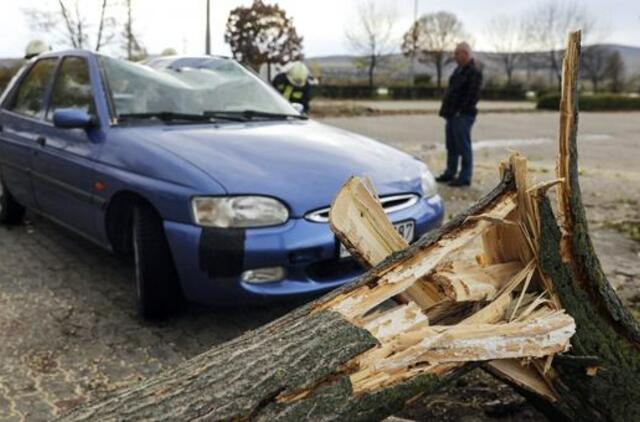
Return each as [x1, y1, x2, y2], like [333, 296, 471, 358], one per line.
[203, 110, 308, 121]
[117, 111, 246, 123]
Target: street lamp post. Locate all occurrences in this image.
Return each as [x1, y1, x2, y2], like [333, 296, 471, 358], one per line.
[410, 0, 418, 86]
[205, 0, 211, 55]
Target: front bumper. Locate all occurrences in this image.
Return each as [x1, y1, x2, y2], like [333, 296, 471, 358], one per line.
[164, 195, 444, 306]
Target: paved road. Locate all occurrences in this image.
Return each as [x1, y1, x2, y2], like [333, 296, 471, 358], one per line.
[1, 111, 639, 421]
[321, 111, 640, 172]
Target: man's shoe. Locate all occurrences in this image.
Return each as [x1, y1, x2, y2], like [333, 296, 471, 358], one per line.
[435, 174, 454, 183]
[449, 178, 471, 187]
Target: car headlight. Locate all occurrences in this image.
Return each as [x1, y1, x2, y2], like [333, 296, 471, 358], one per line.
[192, 196, 289, 228]
[420, 165, 438, 198]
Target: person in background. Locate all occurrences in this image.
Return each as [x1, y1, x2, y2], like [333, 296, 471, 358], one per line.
[24, 40, 50, 60]
[436, 42, 483, 187]
[272, 61, 311, 113]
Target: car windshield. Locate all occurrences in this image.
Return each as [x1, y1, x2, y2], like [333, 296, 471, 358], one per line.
[100, 56, 298, 122]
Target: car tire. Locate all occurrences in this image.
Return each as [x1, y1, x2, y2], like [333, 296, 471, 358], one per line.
[0, 180, 26, 225]
[132, 203, 183, 319]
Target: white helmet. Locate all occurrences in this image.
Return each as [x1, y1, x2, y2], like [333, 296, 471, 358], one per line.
[25, 40, 50, 59]
[286, 61, 309, 88]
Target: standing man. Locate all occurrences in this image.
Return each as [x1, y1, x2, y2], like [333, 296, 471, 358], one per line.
[436, 42, 483, 187]
[272, 61, 312, 113]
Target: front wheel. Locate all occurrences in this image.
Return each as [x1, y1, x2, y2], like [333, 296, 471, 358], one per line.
[132, 204, 183, 319]
[0, 180, 25, 225]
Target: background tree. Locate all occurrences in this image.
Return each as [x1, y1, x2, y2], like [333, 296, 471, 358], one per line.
[581, 45, 609, 92]
[484, 14, 524, 86]
[401, 11, 466, 89]
[345, 0, 396, 91]
[23, 0, 117, 52]
[522, 0, 596, 87]
[224, 0, 303, 80]
[122, 0, 146, 60]
[605, 50, 626, 93]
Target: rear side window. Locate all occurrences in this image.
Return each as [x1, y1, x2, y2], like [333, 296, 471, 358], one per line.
[47, 57, 95, 119]
[9, 58, 57, 118]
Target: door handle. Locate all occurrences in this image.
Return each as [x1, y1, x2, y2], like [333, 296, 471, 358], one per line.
[36, 136, 46, 147]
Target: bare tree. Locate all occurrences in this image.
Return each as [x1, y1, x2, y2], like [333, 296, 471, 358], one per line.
[401, 11, 466, 89]
[484, 14, 525, 86]
[582, 45, 609, 92]
[522, 0, 596, 87]
[122, 0, 146, 60]
[23, 0, 117, 52]
[345, 0, 396, 91]
[605, 50, 626, 93]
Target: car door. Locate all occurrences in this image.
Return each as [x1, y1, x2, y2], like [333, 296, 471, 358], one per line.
[32, 56, 103, 238]
[0, 58, 58, 209]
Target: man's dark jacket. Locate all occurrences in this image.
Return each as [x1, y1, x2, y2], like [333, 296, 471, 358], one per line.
[439, 59, 483, 119]
[272, 73, 311, 113]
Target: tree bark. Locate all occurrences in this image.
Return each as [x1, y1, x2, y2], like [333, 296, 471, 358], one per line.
[95, 0, 108, 52]
[58, 32, 640, 421]
[434, 53, 443, 89]
[510, 31, 640, 421]
[368, 54, 376, 93]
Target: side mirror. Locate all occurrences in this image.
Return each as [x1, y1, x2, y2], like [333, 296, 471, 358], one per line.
[52, 109, 95, 129]
[291, 103, 305, 114]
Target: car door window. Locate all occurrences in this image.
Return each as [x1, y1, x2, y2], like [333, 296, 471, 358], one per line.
[9, 58, 57, 118]
[47, 57, 95, 120]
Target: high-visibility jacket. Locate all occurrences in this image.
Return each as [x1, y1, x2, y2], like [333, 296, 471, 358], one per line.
[272, 73, 311, 113]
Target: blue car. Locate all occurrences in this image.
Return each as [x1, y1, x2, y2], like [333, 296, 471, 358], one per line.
[0, 50, 444, 318]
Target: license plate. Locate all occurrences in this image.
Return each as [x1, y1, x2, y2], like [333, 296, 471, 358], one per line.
[339, 220, 415, 259]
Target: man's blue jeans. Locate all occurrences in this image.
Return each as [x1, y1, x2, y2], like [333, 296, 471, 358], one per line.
[444, 114, 475, 184]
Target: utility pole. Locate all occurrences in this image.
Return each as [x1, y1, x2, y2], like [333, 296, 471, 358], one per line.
[126, 0, 132, 60]
[410, 0, 418, 85]
[205, 0, 211, 55]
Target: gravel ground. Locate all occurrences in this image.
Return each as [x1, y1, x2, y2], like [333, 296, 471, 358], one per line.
[1, 111, 639, 421]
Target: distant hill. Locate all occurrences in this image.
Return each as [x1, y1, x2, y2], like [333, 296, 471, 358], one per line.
[305, 44, 640, 87]
[0, 58, 23, 72]
[2, 43, 639, 90]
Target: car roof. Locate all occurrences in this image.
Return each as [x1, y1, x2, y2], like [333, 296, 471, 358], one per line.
[36, 48, 96, 60]
[33, 51, 235, 67]
[142, 55, 234, 69]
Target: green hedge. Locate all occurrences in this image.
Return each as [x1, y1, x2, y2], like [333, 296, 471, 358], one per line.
[315, 84, 526, 101]
[482, 87, 527, 101]
[389, 86, 443, 99]
[537, 94, 640, 110]
[314, 85, 375, 99]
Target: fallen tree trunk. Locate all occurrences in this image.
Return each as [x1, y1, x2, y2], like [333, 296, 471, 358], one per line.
[61, 165, 549, 421]
[59, 31, 640, 421]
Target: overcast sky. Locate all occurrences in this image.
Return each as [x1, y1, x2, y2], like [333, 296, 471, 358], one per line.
[1, 0, 638, 58]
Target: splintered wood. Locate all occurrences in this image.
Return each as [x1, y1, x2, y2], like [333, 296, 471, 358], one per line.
[322, 189, 518, 320]
[323, 165, 574, 397]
